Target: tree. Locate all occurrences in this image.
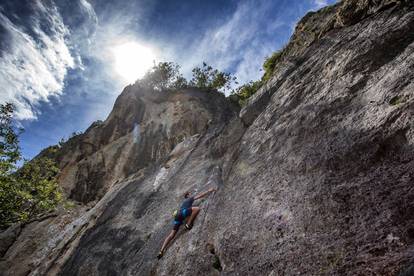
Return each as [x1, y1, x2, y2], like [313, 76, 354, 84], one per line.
[0, 103, 62, 229]
[0, 103, 22, 227]
[0, 103, 20, 176]
[231, 80, 263, 106]
[189, 62, 236, 93]
[137, 62, 188, 91]
[14, 157, 61, 221]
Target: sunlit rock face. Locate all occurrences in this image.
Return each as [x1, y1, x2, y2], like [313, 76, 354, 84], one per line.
[50, 85, 236, 203]
[1, 1, 414, 275]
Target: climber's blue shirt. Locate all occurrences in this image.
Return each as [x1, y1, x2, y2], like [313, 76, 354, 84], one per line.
[180, 197, 194, 210]
[172, 197, 194, 230]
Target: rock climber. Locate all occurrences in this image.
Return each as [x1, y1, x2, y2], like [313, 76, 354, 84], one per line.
[157, 187, 217, 259]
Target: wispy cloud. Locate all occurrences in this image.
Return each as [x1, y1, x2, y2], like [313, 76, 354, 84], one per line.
[174, 1, 286, 93]
[176, 0, 335, 92]
[313, 0, 329, 9]
[0, 1, 79, 120]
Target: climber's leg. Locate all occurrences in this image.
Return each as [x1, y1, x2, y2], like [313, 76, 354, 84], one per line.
[158, 229, 177, 259]
[185, 207, 200, 229]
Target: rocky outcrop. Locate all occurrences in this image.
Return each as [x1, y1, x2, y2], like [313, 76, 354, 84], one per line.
[41, 86, 236, 203]
[1, 0, 414, 275]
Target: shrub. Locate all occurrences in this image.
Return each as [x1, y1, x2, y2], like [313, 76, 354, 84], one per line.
[0, 103, 62, 229]
[136, 61, 237, 94]
[262, 51, 282, 82]
[231, 80, 263, 106]
[389, 95, 407, 106]
[0, 103, 20, 175]
[189, 62, 236, 93]
[136, 62, 188, 91]
[212, 255, 223, 271]
[229, 48, 285, 106]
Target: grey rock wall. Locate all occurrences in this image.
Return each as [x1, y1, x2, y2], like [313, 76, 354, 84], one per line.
[1, 1, 414, 275]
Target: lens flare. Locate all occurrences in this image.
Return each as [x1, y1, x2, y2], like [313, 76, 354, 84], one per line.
[112, 42, 155, 83]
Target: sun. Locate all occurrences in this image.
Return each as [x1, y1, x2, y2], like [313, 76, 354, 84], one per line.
[112, 42, 156, 83]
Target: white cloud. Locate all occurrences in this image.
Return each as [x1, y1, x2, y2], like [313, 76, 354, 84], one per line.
[313, 0, 329, 9]
[0, 0, 77, 120]
[175, 1, 284, 94]
[80, 0, 97, 21]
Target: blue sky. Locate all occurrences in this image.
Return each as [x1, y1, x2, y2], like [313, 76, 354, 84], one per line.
[0, 0, 336, 160]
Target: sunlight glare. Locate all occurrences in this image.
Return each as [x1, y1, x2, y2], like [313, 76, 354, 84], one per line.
[112, 42, 155, 83]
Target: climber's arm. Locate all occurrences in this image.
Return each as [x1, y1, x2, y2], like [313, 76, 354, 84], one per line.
[194, 188, 216, 200]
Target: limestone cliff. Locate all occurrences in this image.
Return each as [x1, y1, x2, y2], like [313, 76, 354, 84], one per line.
[1, 0, 414, 275]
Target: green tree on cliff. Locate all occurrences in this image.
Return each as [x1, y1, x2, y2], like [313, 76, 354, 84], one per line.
[262, 50, 282, 82]
[137, 61, 236, 94]
[0, 103, 62, 229]
[230, 50, 283, 106]
[189, 62, 236, 93]
[230, 80, 263, 106]
[137, 62, 188, 91]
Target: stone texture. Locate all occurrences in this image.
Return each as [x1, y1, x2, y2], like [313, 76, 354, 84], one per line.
[40, 86, 237, 204]
[1, 1, 414, 275]
[0, 223, 21, 257]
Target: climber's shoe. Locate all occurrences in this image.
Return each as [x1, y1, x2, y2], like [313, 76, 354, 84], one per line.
[185, 223, 192, 230]
[157, 251, 164, 259]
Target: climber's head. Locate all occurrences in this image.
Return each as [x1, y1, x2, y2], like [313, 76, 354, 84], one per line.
[184, 191, 191, 198]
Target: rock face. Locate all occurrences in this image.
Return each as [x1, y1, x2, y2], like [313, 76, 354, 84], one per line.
[41, 86, 235, 203]
[1, 1, 414, 275]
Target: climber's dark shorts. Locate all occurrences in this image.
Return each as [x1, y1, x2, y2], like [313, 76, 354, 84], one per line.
[172, 208, 192, 230]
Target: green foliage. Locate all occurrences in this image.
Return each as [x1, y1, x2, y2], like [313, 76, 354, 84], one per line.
[189, 62, 236, 93]
[132, 52, 282, 105]
[43, 145, 59, 156]
[228, 49, 284, 106]
[389, 95, 408, 106]
[136, 61, 236, 94]
[229, 49, 284, 106]
[0, 103, 21, 176]
[212, 255, 223, 271]
[0, 157, 61, 228]
[262, 51, 282, 82]
[137, 62, 188, 91]
[0, 103, 62, 229]
[63, 200, 76, 209]
[231, 80, 263, 106]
